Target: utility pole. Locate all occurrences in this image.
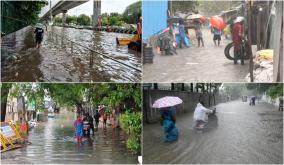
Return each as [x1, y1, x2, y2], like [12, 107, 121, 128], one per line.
[247, 1, 254, 82]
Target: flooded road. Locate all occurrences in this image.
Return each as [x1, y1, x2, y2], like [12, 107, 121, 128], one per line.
[1, 26, 141, 82]
[143, 28, 249, 82]
[1, 111, 137, 164]
[143, 101, 283, 164]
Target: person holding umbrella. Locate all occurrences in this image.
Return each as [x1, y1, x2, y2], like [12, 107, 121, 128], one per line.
[153, 96, 181, 142]
[210, 16, 225, 46]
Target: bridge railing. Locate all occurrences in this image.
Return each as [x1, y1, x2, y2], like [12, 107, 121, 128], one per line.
[47, 28, 141, 73]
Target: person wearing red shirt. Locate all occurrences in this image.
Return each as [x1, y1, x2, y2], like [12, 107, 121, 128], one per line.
[232, 17, 245, 65]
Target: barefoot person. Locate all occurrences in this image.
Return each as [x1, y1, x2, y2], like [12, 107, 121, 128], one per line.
[161, 107, 178, 142]
[74, 116, 83, 143]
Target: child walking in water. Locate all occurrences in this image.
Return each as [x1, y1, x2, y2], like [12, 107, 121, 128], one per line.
[74, 116, 83, 143]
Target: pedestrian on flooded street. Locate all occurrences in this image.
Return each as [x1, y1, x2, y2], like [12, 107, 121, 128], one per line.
[178, 20, 186, 48]
[86, 113, 95, 135]
[34, 23, 44, 48]
[94, 110, 101, 129]
[212, 27, 222, 46]
[195, 20, 204, 47]
[74, 115, 83, 143]
[232, 16, 245, 65]
[103, 112, 108, 129]
[160, 107, 179, 142]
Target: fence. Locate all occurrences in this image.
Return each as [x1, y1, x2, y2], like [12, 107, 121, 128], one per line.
[1, 1, 28, 34]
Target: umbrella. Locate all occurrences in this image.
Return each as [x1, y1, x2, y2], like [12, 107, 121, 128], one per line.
[186, 14, 205, 23]
[152, 96, 183, 109]
[210, 16, 225, 30]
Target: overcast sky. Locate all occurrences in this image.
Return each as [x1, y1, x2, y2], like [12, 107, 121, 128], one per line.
[40, 0, 139, 17]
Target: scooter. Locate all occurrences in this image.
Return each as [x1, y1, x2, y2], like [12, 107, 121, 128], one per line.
[82, 119, 91, 137]
[194, 108, 218, 133]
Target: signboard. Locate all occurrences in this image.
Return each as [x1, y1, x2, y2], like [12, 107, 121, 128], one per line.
[0, 123, 16, 138]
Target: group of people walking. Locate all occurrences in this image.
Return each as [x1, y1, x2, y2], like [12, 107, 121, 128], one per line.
[73, 106, 120, 143]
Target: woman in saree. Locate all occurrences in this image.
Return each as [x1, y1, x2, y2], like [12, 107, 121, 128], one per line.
[161, 107, 179, 142]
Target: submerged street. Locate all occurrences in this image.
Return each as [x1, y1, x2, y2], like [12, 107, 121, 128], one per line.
[143, 100, 283, 164]
[1, 26, 141, 82]
[143, 28, 249, 82]
[1, 111, 137, 164]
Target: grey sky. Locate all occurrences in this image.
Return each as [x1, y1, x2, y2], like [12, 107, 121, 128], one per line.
[40, 0, 139, 17]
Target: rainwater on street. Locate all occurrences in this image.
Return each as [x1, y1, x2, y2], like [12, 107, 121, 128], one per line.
[1, 26, 141, 82]
[1, 111, 137, 164]
[143, 101, 283, 164]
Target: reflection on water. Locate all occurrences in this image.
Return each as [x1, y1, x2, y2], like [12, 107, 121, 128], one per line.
[1, 26, 141, 82]
[1, 111, 137, 164]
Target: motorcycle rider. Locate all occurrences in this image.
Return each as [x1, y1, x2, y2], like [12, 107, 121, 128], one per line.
[193, 101, 214, 129]
[232, 16, 245, 65]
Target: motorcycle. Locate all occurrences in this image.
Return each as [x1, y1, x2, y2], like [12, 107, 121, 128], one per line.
[194, 108, 218, 133]
[82, 119, 91, 137]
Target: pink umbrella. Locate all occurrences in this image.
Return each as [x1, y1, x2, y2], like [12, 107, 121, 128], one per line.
[152, 96, 183, 109]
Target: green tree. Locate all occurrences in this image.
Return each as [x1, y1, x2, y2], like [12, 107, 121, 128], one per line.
[172, 1, 199, 14]
[101, 12, 125, 26]
[53, 16, 62, 25]
[1, 1, 47, 34]
[66, 16, 77, 25]
[266, 84, 283, 100]
[77, 14, 91, 26]
[122, 1, 141, 24]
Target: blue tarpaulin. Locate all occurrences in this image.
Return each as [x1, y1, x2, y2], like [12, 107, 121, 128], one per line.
[142, 0, 168, 42]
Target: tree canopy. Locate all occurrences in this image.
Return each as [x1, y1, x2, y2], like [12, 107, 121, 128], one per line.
[1, 1, 47, 34]
[2, 83, 141, 114]
[122, 1, 141, 24]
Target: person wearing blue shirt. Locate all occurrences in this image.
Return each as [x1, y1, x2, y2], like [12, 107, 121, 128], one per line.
[212, 27, 222, 46]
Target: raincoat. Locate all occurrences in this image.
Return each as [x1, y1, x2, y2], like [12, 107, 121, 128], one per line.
[161, 109, 178, 142]
[193, 103, 213, 122]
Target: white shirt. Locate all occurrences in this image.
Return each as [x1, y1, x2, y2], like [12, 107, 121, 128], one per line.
[193, 103, 213, 122]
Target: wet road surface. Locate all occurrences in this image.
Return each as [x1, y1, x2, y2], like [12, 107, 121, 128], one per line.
[1, 111, 137, 164]
[143, 101, 283, 164]
[1, 26, 141, 82]
[143, 28, 249, 82]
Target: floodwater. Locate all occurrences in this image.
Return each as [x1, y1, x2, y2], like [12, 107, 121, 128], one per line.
[143, 101, 283, 164]
[1, 26, 141, 82]
[1, 111, 137, 164]
[143, 28, 249, 82]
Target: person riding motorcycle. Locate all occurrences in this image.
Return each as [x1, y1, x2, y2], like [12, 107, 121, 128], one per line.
[232, 16, 245, 65]
[193, 102, 214, 129]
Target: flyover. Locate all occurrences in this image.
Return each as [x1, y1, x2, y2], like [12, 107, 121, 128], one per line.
[40, 0, 101, 27]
